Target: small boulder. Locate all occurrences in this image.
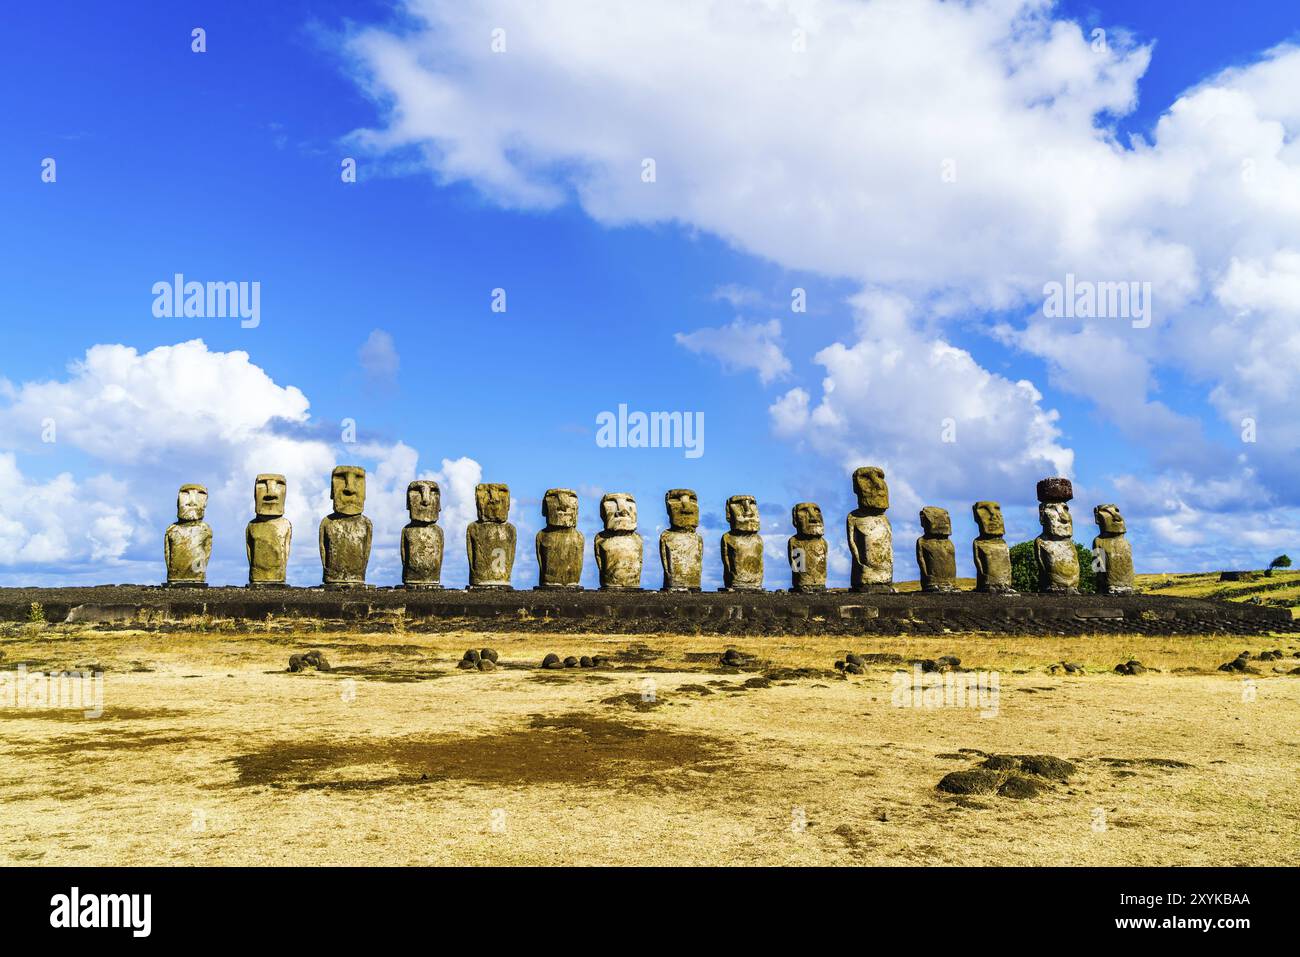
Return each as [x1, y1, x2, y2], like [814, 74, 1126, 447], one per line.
[591, 655, 609, 667]
[541, 653, 562, 670]
[462, 649, 481, 664]
[579, 655, 594, 668]
[289, 650, 331, 673]
[845, 653, 865, 667]
[937, 769, 1001, 795]
[1114, 660, 1146, 676]
[563, 656, 580, 668]
[457, 659, 477, 670]
[936, 655, 961, 670]
[480, 648, 499, 663]
[477, 658, 496, 672]
[843, 662, 864, 675]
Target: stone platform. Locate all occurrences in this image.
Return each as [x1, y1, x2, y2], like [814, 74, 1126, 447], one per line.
[0, 586, 1290, 636]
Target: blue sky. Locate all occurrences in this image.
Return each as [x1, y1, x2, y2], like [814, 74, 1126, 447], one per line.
[2, 0, 1298, 588]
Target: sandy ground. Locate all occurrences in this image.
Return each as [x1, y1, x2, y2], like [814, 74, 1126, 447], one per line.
[0, 623, 1297, 866]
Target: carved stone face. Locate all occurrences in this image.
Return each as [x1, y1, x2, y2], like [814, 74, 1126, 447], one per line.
[542, 488, 578, 528]
[331, 466, 366, 516]
[177, 484, 207, 522]
[853, 466, 890, 510]
[254, 474, 286, 518]
[407, 480, 441, 523]
[972, 500, 1005, 537]
[1040, 501, 1073, 538]
[475, 483, 510, 523]
[792, 502, 824, 537]
[1094, 503, 1126, 535]
[727, 495, 760, 533]
[665, 489, 699, 530]
[600, 492, 637, 532]
[920, 506, 952, 537]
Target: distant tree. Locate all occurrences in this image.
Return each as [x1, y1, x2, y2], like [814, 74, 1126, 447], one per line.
[1265, 554, 1291, 576]
[1009, 541, 1097, 593]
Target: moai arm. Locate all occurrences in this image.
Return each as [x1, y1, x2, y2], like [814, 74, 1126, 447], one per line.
[401, 528, 409, 569]
[916, 538, 928, 580]
[245, 525, 253, 569]
[593, 535, 605, 577]
[787, 537, 796, 571]
[972, 539, 986, 579]
[1034, 538, 1048, 582]
[846, 515, 861, 565]
[659, 534, 670, 580]
[363, 517, 372, 557]
[534, 529, 543, 576]
[164, 529, 172, 571]
[720, 535, 732, 581]
[466, 524, 475, 570]
[318, 520, 327, 571]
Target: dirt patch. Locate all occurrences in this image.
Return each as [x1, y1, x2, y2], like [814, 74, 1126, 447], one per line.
[226, 712, 734, 792]
[528, 672, 615, 685]
[937, 753, 1076, 800]
[0, 706, 185, 722]
[600, 691, 666, 711]
[329, 664, 449, 683]
[1101, 757, 1195, 770]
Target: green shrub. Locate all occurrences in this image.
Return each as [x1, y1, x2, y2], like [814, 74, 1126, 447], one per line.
[28, 601, 45, 624]
[1009, 541, 1097, 593]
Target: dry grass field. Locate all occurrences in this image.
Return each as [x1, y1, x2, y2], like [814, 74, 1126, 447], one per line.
[1, 572, 1297, 866]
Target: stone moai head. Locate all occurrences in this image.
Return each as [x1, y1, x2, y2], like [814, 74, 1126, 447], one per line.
[920, 506, 952, 538]
[972, 501, 1005, 537]
[254, 474, 286, 518]
[792, 502, 824, 537]
[407, 480, 441, 523]
[727, 495, 760, 533]
[542, 488, 578, 529]
[852, 466, 890, 511]
[600, 493, 637, 532]
[330, 466, 367, 516]
[1037, 477, 1074, 538]
[177, 484, 208, 522]
[1094, 503, 1126, 535]
[665, 489, 699, 530]
[475, 483, 510, 523]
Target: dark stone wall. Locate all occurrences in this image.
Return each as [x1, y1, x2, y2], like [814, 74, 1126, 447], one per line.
[0, 586, 1289, 636]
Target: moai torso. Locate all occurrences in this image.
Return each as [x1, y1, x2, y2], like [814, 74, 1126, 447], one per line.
[973, 538, 1014, 593]
[847, 512, 893, 590]
[402, 524, 444, 587]
[917, 538, 957, 592]
[166, 522, 212, 585]
[247, 517, 292, 585]
[595, 531, 643, 588]
[467, 522, 515, 587]
[660, 530, 703, 591]
[467, 483, 515, 589]
[788, 535, 827, 592]
[721, 532, 764, 590]
[1093, 536, 1134, 594]
[320, 514, 373, 585]
[537, 527, 584, 587]
[165, 483, 211, 586]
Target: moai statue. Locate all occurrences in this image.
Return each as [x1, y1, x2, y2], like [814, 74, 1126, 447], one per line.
[467, 483, 515, 589]
[1034, 477, 1080, 594]
[788, 502, 827, 593]
[594, 492, 642, 590]
[916, 506, 958, 593]
[401, 480, 444, 589]
[847, 466, 894, 593]
[536, 488, 583, 589]
[165, 484, 212, 587]
[319, 465, 372, 588]
[721, 495, 764, 591]
[1092, 504, 1135, 595]
[971, 501, 1015, 594]
[660, 489, 703, 592]
[246, 473, 291, 587]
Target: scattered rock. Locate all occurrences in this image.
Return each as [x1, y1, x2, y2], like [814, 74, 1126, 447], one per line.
[456, 659, 477, 670]
[591, 655, 609, 667]
[936, 655, 961, 670]
[833, 659, 846, 671]
[1114, 659, 1146, 675]
[937, 769, 1001, 795]
[541, 653, 562, 670]
[579, 655, 594, 668]
[563, 656, 580, 668]
[1049, 661, 1085, 675]
[720, 648, 750, 667]
[288, 650, 331, 673]
[1256, 650, 1283, 661]
[477, 658, 496, 672]
[1218, 652, 1260, 674]
[479, 648, 499, 663]
[997, 775, 1043, 799]
[845, 653, 865, 667]
[843, 662, 864, 675]
[462, 649, 481, 664]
